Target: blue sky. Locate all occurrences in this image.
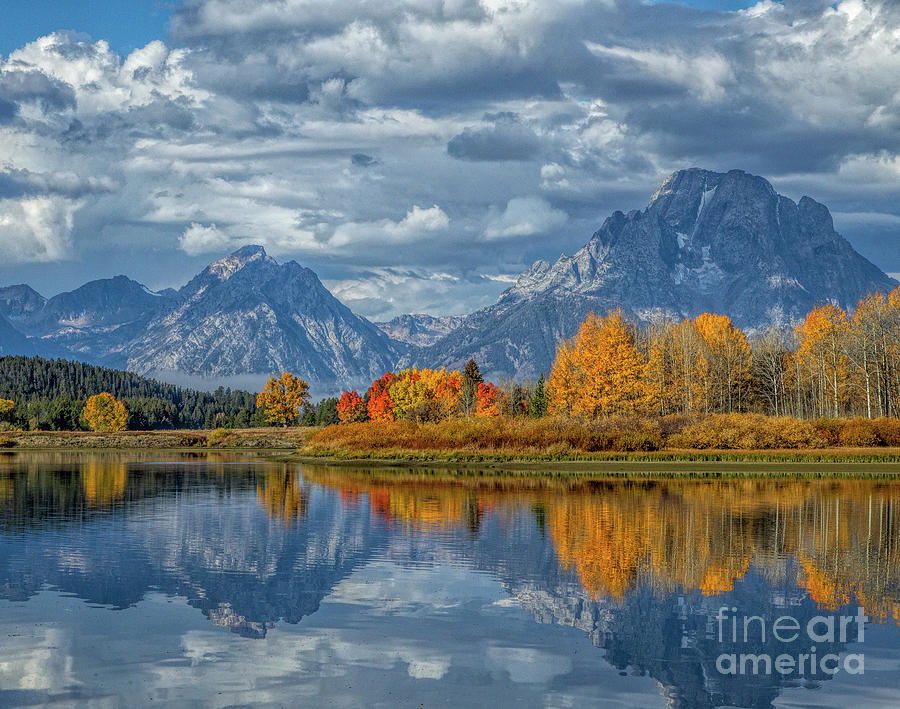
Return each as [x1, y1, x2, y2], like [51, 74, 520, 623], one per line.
[0, 0, 170, 56]
[0, 0, 897, 318]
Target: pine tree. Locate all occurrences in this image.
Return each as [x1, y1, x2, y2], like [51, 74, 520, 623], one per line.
[529, 374, 548, 418]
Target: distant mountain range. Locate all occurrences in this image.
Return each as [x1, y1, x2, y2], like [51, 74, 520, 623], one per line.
[0, 168, 894, 387]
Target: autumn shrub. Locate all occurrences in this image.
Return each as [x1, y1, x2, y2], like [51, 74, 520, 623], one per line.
[307, 415, 667, 455]
[812, 419, 842, 446]
[872, 418, 900, 446]
[206, 427, 233, 447]
[670, 413, 823, 449]
[0, 434, 12, 448]
[658, 413, 702, 437]
[838, 418, 882, 447]
[614, 431, 661, 452]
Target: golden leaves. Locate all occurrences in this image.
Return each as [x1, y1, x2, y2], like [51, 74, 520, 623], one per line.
[82, 392, 128, 432]
[256, 372, 310, 426]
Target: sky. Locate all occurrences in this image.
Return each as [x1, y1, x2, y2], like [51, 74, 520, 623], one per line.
[0, 0, 899, 321]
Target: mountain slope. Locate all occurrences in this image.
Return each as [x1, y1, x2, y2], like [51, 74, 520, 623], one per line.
[0, 314, 36, 356]
[124, 245, 402, 385]
[376, 313, 466, 348]
[415, 168, 897, 378]
[0, 284, 46, 324]
[15, 275, 177, 366]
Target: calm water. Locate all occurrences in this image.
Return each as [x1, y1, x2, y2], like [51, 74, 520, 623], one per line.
[2, 453, 900, 708]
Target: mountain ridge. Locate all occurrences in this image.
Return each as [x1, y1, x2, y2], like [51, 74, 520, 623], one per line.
[0, 168, 893, 387]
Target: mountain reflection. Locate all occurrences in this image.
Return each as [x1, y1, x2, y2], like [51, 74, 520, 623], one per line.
[1, 452, 899, 707]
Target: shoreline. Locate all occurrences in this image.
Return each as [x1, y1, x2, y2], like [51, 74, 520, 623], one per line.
[4, 430, 900, 473]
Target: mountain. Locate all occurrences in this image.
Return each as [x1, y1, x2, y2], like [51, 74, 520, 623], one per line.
[0, 284, 46, 324]
[414, 168, 897, 378]
[0, 246, 402, 387]
[0, 168, 894, 386]
[0, 313, 35, 356]
[123, 245, 401, 385]
[376, 313, 466, 347]
[15, 275, 177, 366]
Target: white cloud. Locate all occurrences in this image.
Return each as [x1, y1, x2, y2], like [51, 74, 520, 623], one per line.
[584, 42, 734, 102]
[2, 0, 900, 306]
[330, 205, 449, 247]
[484, 196, 566, 239]
[178, 222, 233, 255]
[0, 196, 80, 262]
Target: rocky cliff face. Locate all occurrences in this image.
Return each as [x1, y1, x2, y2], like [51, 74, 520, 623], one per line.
[414, 168, 897, 378]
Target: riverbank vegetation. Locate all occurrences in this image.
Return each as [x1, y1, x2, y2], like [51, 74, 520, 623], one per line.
[303, 413, 900, 459]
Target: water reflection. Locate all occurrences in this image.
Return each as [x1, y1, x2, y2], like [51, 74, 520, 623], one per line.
[1, 452, 899, 707]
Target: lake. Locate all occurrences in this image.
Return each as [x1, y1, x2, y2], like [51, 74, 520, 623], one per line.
[1, 451, 899, 708]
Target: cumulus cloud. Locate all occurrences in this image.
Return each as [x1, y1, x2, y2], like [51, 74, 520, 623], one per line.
[484, 197, 567, 239]
[330, 205, 450, 247]
[0, 196, 80, 262]
[178, 222, 233, 255]
[0, 0, 899, 317]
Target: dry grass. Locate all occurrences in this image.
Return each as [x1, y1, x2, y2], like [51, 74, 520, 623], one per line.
[2, 427, 315, 449]
[305, 413, 900, 460]
[307, 416, 663, 458]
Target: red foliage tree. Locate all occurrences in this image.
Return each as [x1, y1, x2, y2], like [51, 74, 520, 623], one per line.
[337, 390, 367, 423]
[366, 372, 397, 421]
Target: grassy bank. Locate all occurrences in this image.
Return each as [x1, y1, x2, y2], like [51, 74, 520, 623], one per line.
[0, 427, 312, 450]
[6, 414, 900, 466]
[300, 415, 900, 464]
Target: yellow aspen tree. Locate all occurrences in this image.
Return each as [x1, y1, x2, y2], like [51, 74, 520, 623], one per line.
[82, 393, 129, 432]
[674, 319, 710, 413]
[848, 293, 889, 418]
[795, 304, 849, 418]
[548, 310, 655, 418]
[694, 313, 751, 413]
[646, 320, 678, 416]
[547, 340, 581, 416]
[256, 372, 310, 426]
[388, 368, 461, 421]
[0, 398, 14, 422]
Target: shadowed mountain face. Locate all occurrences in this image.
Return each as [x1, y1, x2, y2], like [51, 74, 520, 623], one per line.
[0, 312, 35, 356]
[413, 168, 897, 378]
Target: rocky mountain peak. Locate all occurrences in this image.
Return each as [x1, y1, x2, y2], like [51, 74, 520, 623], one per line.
[204, 244, 274, 281]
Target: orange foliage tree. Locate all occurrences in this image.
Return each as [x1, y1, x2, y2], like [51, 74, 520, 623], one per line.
[256, 372, 310, 426]
[82, 393, 128, 432]
[366, 372, 397, 421]
[475, 382, 500, 417]
[336, 390, 367, 423]
[694, 312, 752, 413]
[548, 310, 655, 417]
